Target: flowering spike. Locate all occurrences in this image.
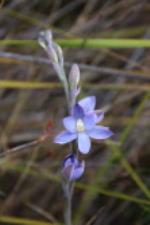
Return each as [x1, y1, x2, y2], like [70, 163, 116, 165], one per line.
[62, 154, 85, 181]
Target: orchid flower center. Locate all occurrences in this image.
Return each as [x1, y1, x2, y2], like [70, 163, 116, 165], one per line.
[76, 119, 85, 132]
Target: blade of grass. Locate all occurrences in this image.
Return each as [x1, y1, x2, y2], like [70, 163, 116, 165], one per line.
[0, 216, 58, 225]
[0, 80, 150, 92]
[0, 80, 61, 89]
[0, 40, 37, 47]
[1, 39, 150, 48]
[57, 39, 150, 48]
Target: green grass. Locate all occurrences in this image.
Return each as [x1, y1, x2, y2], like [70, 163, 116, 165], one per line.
[0, 216, 59, 225]
[0, 38, 150, 48]
[0, 80, 149, 91]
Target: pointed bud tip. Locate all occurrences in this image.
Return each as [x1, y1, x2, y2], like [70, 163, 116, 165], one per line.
[69, 64, 80, 85]
[38, 30, 52, 50]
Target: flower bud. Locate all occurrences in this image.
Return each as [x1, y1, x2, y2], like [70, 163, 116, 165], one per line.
[62, 154, 85, 181]
[53, 43, 64, 66]
[38, 30, 58, 63]
[38, 30, 52, 50]
[69, 64, 81, 108]
[69, 64, 80, 88]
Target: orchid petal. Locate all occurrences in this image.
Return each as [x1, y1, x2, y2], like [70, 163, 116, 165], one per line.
[77, 132, 91, 154]
[54, 131, 77, 144]
[88, 126, 113, 140]
[72, 103, 84, 119]
[63, 116, 76, 132]
[83, 114, 96, 130]
[79, 96, 96, 112]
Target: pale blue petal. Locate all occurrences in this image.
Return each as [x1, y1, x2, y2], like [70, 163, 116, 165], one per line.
[54, 131, 77, 144]
[63, 116, 76, 132]
[83, 114, 96, 130]
[79, 96, 96, 112]
[77, 132, 91, 154]
[88, 126, 113, 140]
[72, 104, 84, 119]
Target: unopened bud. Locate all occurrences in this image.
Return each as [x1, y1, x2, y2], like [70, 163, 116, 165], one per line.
[69, 64, 80, 87]
[38, 30, 52, 50]
[53, 43, 64, 66]
[62, 154, 85, 181]
[38, 30, 58, 63]
[69, 64, 81, 106]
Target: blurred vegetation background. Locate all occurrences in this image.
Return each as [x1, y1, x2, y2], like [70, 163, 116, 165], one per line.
[0, 0, 150, 225]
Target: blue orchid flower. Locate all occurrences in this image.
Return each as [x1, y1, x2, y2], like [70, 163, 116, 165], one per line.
[54, 96, 113, 154]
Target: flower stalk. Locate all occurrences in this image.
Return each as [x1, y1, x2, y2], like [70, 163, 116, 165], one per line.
[38, 30, 77, 225]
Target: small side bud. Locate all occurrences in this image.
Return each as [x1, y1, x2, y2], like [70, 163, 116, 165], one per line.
[69, 64, 80, 87]
[62, 154, 85, 181]
[69, 64, 81, 108]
